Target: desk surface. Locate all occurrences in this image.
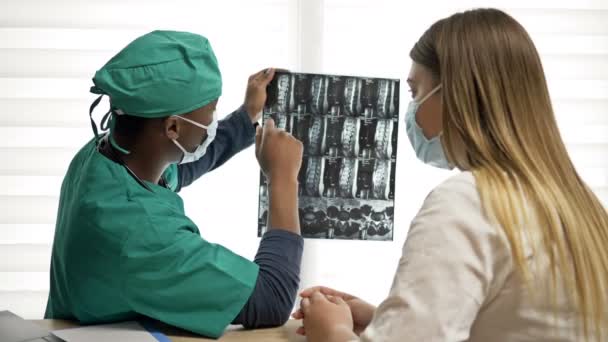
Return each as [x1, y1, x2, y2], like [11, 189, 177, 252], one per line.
[35, 319, 306, 342]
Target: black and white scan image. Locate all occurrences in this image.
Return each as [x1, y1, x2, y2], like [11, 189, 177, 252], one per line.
[258, 72, 399, 241]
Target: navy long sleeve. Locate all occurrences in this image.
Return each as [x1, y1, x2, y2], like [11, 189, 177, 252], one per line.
[173, 107, 304, 328]
[176, 108, 255, 191]
[232, 230, 304, 328]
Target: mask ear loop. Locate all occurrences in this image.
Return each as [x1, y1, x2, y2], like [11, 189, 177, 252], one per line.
[418, 84, 442, 105]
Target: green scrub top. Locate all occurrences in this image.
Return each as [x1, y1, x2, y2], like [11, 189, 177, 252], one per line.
[45, 138, 259, 338]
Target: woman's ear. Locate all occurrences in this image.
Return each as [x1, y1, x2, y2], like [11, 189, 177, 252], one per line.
[164, 116, 180, 140]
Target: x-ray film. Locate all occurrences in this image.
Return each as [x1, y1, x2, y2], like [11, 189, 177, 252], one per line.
[258, 72, 400, 241]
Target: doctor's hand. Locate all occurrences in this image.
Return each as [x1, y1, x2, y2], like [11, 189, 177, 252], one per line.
[293, 286, 376, 336]
[244, 68, 276, 123]
[255, 118, 303, 183]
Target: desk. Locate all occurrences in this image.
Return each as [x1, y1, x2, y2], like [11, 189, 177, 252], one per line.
[35, 319, 306, 342]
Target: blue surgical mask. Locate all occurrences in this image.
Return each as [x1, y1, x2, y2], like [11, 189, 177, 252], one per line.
[172, 112, 218, 164]
[405, 85, 453, 169]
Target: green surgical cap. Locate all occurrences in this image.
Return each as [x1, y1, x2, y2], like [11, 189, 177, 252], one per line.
[90, 30, 222, 118]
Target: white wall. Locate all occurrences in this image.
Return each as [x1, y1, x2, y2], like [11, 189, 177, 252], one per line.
[1, 0, 606, 319]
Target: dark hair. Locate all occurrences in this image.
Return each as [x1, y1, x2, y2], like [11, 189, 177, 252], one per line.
[112, 113, 150, 145]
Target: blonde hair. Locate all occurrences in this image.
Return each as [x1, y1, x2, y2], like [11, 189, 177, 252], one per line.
[411, 8, 608, 340]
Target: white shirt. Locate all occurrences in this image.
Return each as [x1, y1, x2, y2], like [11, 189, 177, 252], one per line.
[360, 172, 602, 341]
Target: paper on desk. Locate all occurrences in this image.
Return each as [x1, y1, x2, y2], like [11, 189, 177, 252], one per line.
[51, 321, 158, 342]
[0, 310, 55, 342]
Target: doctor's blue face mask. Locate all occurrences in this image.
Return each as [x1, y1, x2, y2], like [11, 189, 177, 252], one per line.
[405, 85, 454, 170]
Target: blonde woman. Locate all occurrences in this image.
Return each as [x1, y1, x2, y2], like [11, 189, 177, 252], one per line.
[293, 8, 608, 342]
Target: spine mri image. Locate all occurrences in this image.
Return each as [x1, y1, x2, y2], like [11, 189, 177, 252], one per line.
[258, 72, 399, 241]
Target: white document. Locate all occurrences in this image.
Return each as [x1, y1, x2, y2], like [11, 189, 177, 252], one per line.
[0, 310, 58, 342]
[51, 321, 158, 342]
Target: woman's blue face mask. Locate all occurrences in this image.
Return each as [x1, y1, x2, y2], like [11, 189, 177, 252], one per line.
[404, 85, 453, 170]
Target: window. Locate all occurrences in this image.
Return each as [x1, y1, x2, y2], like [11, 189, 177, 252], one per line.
[1, 0, 605, 318]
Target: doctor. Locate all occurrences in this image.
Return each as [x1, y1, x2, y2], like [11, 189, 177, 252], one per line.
[45, 30, 304, 338]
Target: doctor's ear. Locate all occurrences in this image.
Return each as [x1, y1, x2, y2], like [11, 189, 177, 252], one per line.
[164, 116, 180, 140]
